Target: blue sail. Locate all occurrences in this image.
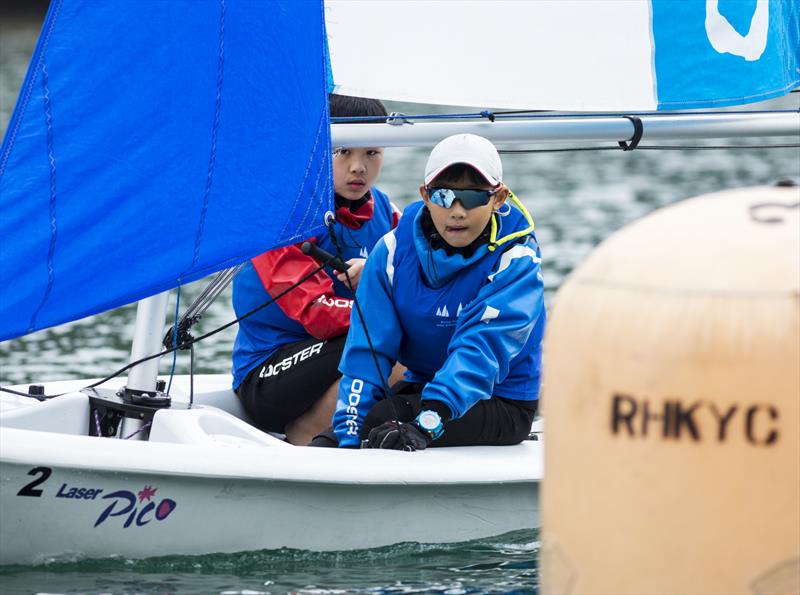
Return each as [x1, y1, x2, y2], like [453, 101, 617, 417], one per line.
[0, 0, 332, 342]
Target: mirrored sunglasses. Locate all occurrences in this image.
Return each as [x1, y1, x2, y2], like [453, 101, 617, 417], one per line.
[427, 187, 496, 210]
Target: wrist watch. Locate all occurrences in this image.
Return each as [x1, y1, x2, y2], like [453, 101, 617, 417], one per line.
[414, 409, 444, 441]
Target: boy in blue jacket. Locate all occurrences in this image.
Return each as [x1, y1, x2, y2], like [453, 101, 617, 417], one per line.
[232, 95, 400, 445]
[329, 133, 545, 449]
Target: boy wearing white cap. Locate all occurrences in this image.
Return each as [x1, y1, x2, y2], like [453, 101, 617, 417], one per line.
[329, 133, 545, 449]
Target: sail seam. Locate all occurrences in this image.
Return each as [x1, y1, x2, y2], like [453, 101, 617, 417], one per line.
[279, 107, 329, 243]
[296, 114, 331, 238]
[188, 0, 226, 274]
[0, 0, 62, 179]
[27, 62, 59, 333]
[278, 1, 333, 245]
[657, 80, 800, 108]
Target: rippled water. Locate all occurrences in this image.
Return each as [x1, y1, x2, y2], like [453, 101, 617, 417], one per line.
[0, 531, 539, 595]
[1, 10, 799, 595]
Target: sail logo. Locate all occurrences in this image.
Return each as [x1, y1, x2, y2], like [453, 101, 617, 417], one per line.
[705, 0, 768, 61]
[94, 485, 177, 529]
[359, 247, 369, 258]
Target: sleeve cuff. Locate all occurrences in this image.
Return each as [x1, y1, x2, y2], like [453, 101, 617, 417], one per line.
[420, 399, 453, 423]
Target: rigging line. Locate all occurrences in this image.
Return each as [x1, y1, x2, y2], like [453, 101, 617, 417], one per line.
[183, 263, 244, 319]
[185, 272, 228, 317]
[323, 213, 357, 249]
[332, 112, 493, 123]
[166, 286, 181, 395]
[498, 143, 800, 154]
[489, 109, 555, 115]
[189, 343, 195, 409]
[333, 108, 798, 124]
[0, 263, 329, 400]
[163, 263, 246, 353]
[325, 220, 408, 449]
[490, 109, 800, 119]
[338, 224, 364, 250]
[122, 421, 152, 440]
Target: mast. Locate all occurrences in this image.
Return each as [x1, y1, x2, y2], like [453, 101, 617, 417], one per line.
[127, 292, 170, 397]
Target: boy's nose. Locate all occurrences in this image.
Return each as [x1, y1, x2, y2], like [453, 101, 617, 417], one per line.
[349, 159, 366, 173]
[449, 201, 467, 217]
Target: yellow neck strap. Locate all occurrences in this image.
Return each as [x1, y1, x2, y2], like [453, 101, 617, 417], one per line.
[488, 190, 535, 252]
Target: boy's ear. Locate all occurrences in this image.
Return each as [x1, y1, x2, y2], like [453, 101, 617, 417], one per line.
[493, 185, 509, 208]
[419, 184, 429, 201]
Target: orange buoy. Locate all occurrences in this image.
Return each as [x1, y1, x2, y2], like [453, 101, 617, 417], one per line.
[541, 185, 800, 595]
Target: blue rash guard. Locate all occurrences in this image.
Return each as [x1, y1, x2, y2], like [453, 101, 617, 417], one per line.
[332, 200, 546, 447]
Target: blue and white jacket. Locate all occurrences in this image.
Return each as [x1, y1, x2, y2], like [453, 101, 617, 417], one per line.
[332, 199, 546, 447]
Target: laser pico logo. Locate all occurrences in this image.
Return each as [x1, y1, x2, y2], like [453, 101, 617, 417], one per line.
[93, 484, 177, 528]
[17, 468, 178, 529]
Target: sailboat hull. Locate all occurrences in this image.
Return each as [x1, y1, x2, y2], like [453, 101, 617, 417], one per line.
[0, 376, 541, 565]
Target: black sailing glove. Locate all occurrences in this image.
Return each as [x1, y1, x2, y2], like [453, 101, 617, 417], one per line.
[366, 421, 432, 451]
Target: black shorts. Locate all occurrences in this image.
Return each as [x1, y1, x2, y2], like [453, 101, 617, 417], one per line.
[361, 382, 538, 447]
[235, 335, 346, 433]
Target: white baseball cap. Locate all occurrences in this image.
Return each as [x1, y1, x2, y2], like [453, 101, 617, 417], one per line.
[424, 133, 503, 187]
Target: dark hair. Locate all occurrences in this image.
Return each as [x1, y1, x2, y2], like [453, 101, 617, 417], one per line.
[329, 94, 387, 123]
[429, 163, 489, 187]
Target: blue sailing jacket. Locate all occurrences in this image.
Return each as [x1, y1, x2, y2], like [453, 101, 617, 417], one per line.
[333, 200, 545, 447]
[231, 188, 396, 389]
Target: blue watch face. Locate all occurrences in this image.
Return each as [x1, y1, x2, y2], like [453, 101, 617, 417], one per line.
[417, 410, 442, 432]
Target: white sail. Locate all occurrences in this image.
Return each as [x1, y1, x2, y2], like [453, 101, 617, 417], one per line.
[326, 0, 799, 111]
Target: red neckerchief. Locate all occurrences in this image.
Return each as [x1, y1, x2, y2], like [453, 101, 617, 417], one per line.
[335, 191, 374, 229]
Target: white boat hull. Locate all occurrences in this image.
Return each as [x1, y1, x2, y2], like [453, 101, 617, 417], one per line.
[0, 375, 542, 565]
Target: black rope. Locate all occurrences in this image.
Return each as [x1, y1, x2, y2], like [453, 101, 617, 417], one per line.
[0, 263, 329, 400]
[324, 219, 408, 449]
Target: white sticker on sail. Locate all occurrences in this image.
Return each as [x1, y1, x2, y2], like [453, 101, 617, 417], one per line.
[705, 0, 769, 62]
[325, 0, 656, 111]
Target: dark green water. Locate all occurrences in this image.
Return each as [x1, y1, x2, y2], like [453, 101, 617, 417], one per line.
[1, 10, 799, 595]
[0, 531, 538, 595]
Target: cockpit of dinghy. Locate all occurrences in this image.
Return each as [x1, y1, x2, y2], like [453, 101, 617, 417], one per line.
[0, 382, 284, 448]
